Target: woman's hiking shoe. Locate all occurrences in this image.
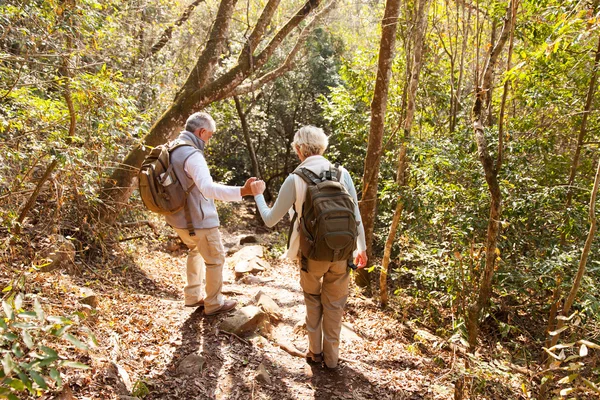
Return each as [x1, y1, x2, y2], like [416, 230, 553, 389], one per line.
[185, 299, 204, 308]
[205, 299, 237, 316]
[306, 351, 323, 365]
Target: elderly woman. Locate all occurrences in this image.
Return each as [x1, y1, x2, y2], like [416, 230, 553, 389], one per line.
[250, 125, 367, 369]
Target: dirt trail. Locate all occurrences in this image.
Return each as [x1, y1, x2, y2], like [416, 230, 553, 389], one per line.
[32, 207, 469, 399]
[89, 226, 455, 400]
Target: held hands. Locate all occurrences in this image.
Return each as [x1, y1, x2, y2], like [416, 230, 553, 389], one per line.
[250, 180, 266, 196]
[241, 177, 258, 197]
[354, 250, 368, 269]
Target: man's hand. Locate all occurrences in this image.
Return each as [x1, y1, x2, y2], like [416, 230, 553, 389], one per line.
[241, 177, 258, 197]
[354, 250, 368, 269]
[250, 180, 266, 196]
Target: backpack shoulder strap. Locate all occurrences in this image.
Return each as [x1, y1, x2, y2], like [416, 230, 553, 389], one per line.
[293, 167, 321, 185]
[332, 163, 343, 182]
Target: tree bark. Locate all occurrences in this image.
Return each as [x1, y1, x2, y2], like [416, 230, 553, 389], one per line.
[357, 0, 402, 289]
[380, 0, 429, 307]
[560, 34, 600, 245]
[14, 159, 59, 235]
[234, 96, 261, 179]
[548, 155, 600, 349]
[466, 0, 515, 351]
[99, 0, 322, 221]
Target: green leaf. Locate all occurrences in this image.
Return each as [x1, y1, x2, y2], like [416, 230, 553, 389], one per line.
[8, 378, 26, 391]
[51, 324, 72, 337]
[11, 343, 23, 358]
[36, 356, 59, 367]
[47, 316, 72, 325]
[16, 370, 32, 392]
[22, 330, 33, 349]
[60, 361, 90, 369]
[3, 332, 18, 341]
[0, 318, 7, 330]
[17, 311, 38, 319]
[557, 374, 578, 384]
[2, 286, 12, 293]
[12, 322, 35, 329]
[63, 333, 89, 350]
[33, 298, 44, 321]
[29, 370, 47, 389]
[40, 346, 58, 358]
[3, 300, 14, 320]
[8, 393, 20, 400]
[3, 353, 15, 376]
[49, 368, 62, 387]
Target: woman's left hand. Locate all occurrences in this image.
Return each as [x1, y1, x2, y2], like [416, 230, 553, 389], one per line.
[251, 180, 266, 196]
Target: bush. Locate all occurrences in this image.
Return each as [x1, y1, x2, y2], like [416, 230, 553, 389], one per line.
[0, 293, 94, 399]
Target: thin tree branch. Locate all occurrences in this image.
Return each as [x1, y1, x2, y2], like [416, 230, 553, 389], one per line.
[148, 0, 207, 57]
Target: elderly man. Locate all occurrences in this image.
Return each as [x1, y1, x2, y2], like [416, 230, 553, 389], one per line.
[166, 112, 255, 315]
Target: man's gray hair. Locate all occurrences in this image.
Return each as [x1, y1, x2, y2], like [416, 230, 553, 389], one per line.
[185, 112, 216, 133]
[292, 125, 329, 158]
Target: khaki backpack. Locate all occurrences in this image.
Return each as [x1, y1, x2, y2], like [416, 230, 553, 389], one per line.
[292, 165, 358, 262]
[138, 139, 198, 235]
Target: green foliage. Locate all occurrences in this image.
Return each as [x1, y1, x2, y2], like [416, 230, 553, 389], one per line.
[0, 293, 92, 398]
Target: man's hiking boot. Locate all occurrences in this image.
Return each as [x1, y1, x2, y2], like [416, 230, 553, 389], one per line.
[205, 299, 237, 316]
[185, 299, 204, 308]
[306, 351, 323, 365]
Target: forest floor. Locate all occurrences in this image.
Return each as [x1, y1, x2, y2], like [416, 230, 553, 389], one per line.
[3, 202, 532, 400]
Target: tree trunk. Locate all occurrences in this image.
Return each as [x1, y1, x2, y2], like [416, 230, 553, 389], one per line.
[98, 0, 322, 222]
[548, 155, 600, 347]
[560, 34, 600, 245]
[234, 96, 261, 179]
[357, 0, 402, 290]
[380, 0, 429, 307]
[466, 0, 515, 351]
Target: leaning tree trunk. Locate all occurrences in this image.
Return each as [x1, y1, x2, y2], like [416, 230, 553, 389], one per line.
[466, 0, 515, 351]
[357, 0, 402, 290]
[98, 0, 324, 222]
[380, 0, 429, 307]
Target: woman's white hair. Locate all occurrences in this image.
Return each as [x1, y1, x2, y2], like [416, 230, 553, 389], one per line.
[292, 125, 329, 158]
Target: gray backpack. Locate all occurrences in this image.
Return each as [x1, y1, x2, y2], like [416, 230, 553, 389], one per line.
[138, 139, 198, 235]
[292, 165, 358, 262]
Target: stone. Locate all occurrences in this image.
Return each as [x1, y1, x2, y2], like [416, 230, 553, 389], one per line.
[340, 322, 362, 342]
[249, 335, 270, 348]
[228, 245, 265, 265]
[293, 319, 306, 335]
[239, 235, 258, 245]
[176, 353, 205, 376]
[255, 362, 271, 384]
[80, 295, 99, 309]
[110, 362, 132, 393]
[40, 234, 75, 272]
[258, 319, 273, 338]
[254, 291, 283, 322]
[219, 306, 267, 337]
[241, 275, 274, 285]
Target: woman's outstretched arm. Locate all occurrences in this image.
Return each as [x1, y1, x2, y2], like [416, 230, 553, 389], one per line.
[252, 175, 296, 228]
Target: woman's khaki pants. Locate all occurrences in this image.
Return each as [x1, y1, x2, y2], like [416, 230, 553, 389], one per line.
[300, 257, 349, 368]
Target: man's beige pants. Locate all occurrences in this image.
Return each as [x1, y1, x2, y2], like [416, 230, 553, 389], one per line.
[300, 257, 349, 368]
[174, 227, 225, 314]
